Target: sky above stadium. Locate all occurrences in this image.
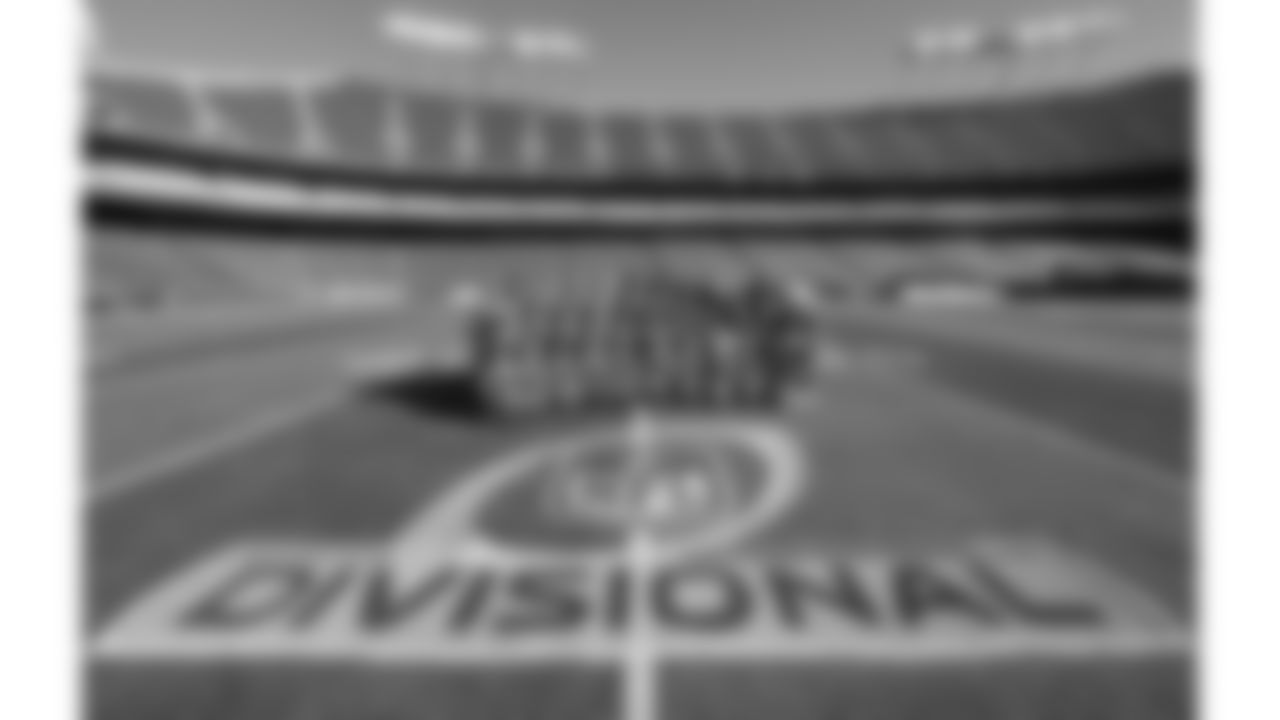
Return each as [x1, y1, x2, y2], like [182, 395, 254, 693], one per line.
[89, 0, 1192, 110]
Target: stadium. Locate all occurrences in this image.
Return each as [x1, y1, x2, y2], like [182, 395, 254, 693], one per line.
[86, 3, 1194, 719]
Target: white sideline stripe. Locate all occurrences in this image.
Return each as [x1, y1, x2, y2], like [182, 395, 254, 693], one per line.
[909, 377, 1182, 494]
[91, 393, 347, 504]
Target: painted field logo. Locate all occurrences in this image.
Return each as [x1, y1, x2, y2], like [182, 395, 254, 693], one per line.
[94, 417, 1188, 665]
[447, 416, 803, 564]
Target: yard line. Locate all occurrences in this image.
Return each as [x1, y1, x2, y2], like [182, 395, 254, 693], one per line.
[91, 392, 347, 504]
[623, 410, 660, 720]
[624, 534, 660, 720]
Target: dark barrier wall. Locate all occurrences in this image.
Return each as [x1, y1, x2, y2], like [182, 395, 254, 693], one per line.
[87, 193, 1193, 250]
[87, 134, 1193, 203]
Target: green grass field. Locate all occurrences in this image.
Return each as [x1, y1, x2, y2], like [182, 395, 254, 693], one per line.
[87, 279, 1192, 720]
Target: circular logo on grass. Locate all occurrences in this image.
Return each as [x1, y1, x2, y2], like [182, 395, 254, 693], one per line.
[393, 416, 806, 566]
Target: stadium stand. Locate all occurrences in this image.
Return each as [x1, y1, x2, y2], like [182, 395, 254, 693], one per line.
[86, 70, 1190, 182]
[83, 68, 1194, 332]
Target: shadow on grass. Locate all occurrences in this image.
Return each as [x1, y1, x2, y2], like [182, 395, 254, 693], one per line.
[365, 369, 490, 422]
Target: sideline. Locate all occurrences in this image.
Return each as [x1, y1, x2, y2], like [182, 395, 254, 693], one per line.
[90, 392, 348, 504]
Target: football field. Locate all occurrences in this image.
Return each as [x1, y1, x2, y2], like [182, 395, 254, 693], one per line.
[88, 301, 1192, 720]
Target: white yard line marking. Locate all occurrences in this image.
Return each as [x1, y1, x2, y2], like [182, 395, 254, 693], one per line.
[623, 410, 660, 720]
[624, 534, 660, 720]
[91, 392, 347, 504]
[910, 377, 1183, 494]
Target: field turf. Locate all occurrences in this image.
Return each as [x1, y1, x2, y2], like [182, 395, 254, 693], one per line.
[88, 296, 1192, 720]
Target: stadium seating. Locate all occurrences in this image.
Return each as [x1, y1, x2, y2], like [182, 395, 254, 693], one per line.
[89, 73, 197, 143]
[83, 68, 1194, 328]
[86, 69, 1191, 185]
